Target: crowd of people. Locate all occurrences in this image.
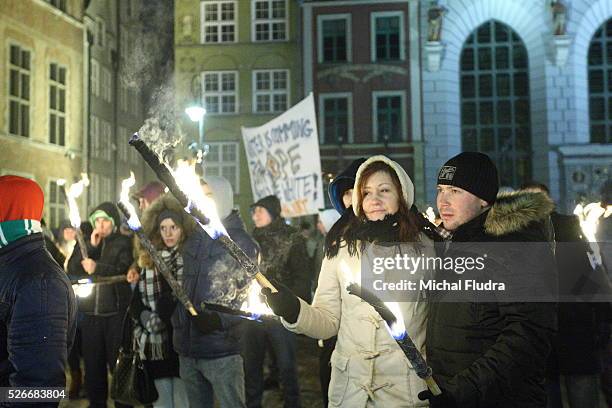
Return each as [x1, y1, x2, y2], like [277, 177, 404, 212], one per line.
[0, 151, 610, 408]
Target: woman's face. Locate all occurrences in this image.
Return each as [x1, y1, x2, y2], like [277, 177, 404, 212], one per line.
[361, 171, 400, 221]
[159, 218, 183, 248]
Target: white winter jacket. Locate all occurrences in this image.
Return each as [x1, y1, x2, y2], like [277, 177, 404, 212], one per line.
[283, 237, 434, 407]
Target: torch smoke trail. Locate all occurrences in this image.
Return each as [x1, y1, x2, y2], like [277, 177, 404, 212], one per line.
[128, 133, 277, 293]
[57, 175, 89, 259]
[117, 173, 198, 316]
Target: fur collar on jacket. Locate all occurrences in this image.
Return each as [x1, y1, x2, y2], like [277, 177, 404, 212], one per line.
[484, 191, 554, 236]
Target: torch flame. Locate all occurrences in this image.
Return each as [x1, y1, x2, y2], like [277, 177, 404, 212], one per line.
[241, 280, 273, 318]
[60, 173, 90, 229]
[72, 280, 94, 298]
[573, 202, 612, 267]
[119, 172, 141, 230]
[424, 207, 437, 225]
[385, 301, 408, 340]
[172, 160, 228, 239]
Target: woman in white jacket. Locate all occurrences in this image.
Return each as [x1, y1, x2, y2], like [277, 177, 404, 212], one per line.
[263, 155, 435, 407]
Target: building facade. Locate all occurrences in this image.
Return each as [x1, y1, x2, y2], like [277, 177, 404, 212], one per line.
[302, 0, 425, 204]
[420, 0, 612, 210]
[85, 0, 147, 210]
[0, 0, 85, 227]
[174, 0, 303, 215]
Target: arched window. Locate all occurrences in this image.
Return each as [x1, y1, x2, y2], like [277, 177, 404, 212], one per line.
[588, 18, 612, 143]
[460, 20, 531, 187]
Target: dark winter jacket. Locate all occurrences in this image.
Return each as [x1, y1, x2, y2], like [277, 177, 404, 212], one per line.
[172, 210, 258, 359]
[67, 203, 133, 316]
[252, 217, 312, 302]
[0, 234, 77, 393]
[548, 211, 610, 375]
[427, 191, 558, 408]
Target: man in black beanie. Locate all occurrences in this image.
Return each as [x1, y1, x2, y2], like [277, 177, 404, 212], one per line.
[419, 152, 558, 407]
[241, 195, 309, 408]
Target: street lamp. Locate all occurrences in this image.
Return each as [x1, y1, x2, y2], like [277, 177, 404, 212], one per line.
[185, 105, 207, 149]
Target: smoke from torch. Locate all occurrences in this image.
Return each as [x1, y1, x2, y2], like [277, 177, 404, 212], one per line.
[57, 174, 89, 259]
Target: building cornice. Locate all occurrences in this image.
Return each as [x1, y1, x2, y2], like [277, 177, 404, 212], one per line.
[32, 0, 84, 29]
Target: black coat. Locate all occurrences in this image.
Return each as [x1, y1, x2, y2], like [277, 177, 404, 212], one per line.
[252, 217, 312, 302]
[427, 192, 558, 408]
[0, 234, 77, 393]
[548, 212, 610, 375]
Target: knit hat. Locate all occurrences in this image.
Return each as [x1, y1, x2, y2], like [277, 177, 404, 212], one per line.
[0, 175, 44, 247]
[250, 195, 282, 220]
[202, 175, 234, 220]
[437, 152, 499, 205]
[88, 202, 121, 230]
[157, 209, 183, 227]
[329, 158, 367, 214]
[133, 181, 166, 204]
[352, 156, 415, 218]
[318, 209, 341, 234]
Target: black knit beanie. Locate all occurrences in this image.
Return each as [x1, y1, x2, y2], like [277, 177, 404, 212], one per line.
[250, 195, 282, 220]
[437, 152, 499, 204]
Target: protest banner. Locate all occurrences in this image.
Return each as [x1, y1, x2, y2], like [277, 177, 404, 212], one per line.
[242, 93, 324, 217]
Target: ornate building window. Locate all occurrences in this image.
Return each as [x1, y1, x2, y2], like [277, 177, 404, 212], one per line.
[588, 18, 612, 143]
[460, 20, 531, 186]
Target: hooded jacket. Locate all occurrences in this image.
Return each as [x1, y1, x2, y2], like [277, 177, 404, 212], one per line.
[172, 209, 259, 359]
[131, 194, 197, 379]
[283, 156, 434, 407]
[67, 202, 133, 316]
[427, 191, 558, 407]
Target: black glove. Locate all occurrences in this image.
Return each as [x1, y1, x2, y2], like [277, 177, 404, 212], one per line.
[417, 389, 457, 408]
[261, 280, 300, 324]
[190, 310, 223, 335]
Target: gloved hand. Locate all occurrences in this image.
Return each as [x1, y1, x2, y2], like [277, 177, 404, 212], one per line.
[417, 389, 457, 408]
[190, 310, 223, 335]
[261, 279, 300, 324]
[140, 310, 165, 334]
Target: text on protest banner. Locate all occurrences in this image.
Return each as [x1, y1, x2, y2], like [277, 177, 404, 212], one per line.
[242, 93, 324, 217]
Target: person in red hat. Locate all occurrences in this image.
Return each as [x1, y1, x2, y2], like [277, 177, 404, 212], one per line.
[0, 175, 77, 392]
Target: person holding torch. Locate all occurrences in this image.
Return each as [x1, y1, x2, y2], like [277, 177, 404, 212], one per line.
[67, 202, 133, 408]
[261, 156, 436, 407]
[131, 194, 195, 407]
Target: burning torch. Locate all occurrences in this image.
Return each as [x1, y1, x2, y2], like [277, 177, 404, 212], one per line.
[127, 133, 277, 293]
[117, 172, 199, 316]
[339, 258, 441, 396]
[57, 174, 89, 259]
[346, 283, 441, 396]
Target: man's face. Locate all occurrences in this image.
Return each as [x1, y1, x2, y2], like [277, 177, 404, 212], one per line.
[252, 206, 272, 228]
[436, 185, 488, 231]
[138, 197, 150, 211]
[94, 218, 114, 237]
[342, 189, 353, 209]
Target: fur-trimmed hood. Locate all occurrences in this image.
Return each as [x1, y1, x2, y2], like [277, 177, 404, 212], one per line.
[136, 194, 198, 268]
[484, 191, 554, 236]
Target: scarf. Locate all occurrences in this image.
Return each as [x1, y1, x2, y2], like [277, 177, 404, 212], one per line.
[134, 247, 183, 361]
[0, 219, 42, 248]
[353, 213, 401, 244]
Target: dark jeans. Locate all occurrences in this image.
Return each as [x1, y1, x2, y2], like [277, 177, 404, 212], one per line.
[547, 374, 602, 408]
[241, 319, 300, 408]
[318, 336, 336, 408]
[80, 313, 131, 408]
